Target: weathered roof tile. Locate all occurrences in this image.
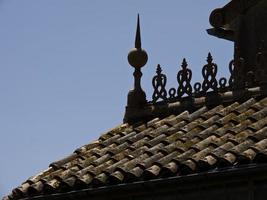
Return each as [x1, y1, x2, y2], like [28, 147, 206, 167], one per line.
[6, 96, 267, 200]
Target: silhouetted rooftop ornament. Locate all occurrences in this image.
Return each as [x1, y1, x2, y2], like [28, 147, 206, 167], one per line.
[127, 14, 148, 69]
[151, 52, 242, 103]
[201, 53, 218, 93]
[124, 14, 148, 123]
[177, 59, 193, 98]
[150, 42, 267, 105]
[152, 64, 167, 103]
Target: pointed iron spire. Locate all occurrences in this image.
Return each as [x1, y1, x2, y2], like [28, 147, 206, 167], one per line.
[135, 14, 142, 50]
[207, 52, 213, 64]
[124, 14, 148, 123]
[128, 14, 148, 69]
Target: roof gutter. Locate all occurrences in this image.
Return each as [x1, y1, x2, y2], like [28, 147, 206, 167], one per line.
[20, 163, 267, 200]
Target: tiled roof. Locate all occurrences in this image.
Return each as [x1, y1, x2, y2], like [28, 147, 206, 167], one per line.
[6, 95, 267, 200]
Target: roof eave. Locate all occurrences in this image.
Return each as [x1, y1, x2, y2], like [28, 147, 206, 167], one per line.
[15, 163, 267, 200]
[206, 28, 235, 42]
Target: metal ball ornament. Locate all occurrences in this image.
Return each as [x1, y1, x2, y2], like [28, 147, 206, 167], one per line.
[128, 48, 148, 69]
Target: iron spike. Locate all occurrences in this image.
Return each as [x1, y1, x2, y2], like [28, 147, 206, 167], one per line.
[135, 14, 142, 49]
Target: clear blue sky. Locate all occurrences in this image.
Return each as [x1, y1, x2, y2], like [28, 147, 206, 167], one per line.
[0, 0, 232, 197]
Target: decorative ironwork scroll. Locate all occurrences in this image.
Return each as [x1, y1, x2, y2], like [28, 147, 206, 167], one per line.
[151, 48, 266, 103]
[168, 88, 176, 99]
[152, 64, 168, 102]
[218, 77, 227, 92]
[228, 59, 234, 88]
[201, 53, 218, 93]
[177, 58, 193, 98]
[193, 82, 202, 96]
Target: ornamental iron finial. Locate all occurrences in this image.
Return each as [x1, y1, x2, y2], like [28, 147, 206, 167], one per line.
[135, 14, 141, 50]
[177, 58, 193, 98]
[202, 52, 218, 93]
[124, 15, 148, 123]
[152, 64, 167, 102]
[128, 14, 148, 69]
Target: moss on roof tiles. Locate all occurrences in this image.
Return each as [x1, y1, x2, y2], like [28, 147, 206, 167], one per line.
[6, 96, 267, 200]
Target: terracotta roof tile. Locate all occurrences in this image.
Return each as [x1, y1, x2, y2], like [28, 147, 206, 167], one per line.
[6, 96, 267, 200]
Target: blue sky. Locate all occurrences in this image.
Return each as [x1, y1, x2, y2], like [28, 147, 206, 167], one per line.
[0, 0, 232, 197]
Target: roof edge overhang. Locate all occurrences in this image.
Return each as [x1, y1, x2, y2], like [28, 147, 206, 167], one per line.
[17, 163, 267, 200]
[206, 28, 235, 42]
